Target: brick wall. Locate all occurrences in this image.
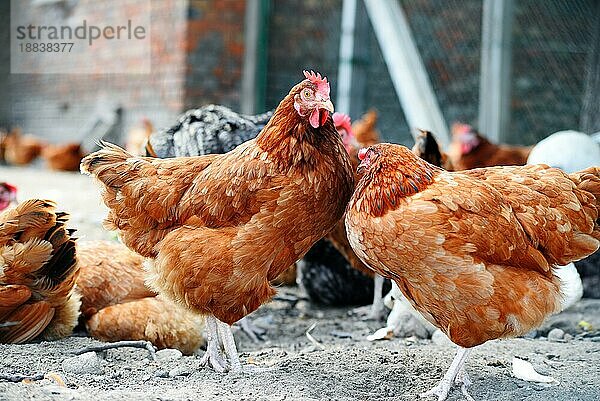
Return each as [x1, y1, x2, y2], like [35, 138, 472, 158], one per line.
[1, 0, 188, 145]
[184, 0, 246, 110]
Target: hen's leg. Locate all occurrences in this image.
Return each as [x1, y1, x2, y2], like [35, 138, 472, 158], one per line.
[369, 274, 386, 318]
[352, 274, 386, 320]
[455, 368, 475, 401]
[237, 316, 266, 343]
[199, 315, 227, 373]
[419, 346, 473, 401]
[216, 319, 242, 373]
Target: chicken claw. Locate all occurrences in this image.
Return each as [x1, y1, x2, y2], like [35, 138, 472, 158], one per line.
[216, 319, 242, 373]
[419, 347, 473, 401]
[199, 315, 228, 373]
[351, 274, 386, 321]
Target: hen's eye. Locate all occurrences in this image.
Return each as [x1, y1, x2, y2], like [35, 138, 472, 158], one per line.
[302, 89, 313, 99]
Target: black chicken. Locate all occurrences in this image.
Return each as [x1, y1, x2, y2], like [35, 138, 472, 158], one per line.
[146, 105, 273, 158]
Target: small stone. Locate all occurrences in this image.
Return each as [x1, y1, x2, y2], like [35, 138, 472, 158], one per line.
[168, 366, 191, 377]
[563, 333, 573, 341]
[522, 330, 538, 339]
[62, 352, 103, 375]
[431, 329, 453, 347]
[548, 328, 565, 342]
[155, 370, 170, 378]
[156, 348, 183, 362]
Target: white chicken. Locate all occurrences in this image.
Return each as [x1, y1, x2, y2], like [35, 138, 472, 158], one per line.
[527, 130, 600, 173]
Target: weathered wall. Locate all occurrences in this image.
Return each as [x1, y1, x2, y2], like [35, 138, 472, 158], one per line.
[184, 0, 246, 111]
[2, 0, 188, 145]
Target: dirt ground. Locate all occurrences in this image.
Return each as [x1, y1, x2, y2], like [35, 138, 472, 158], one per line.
[1, 166, 600, 401]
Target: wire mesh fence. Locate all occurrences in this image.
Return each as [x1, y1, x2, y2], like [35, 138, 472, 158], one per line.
[264, 0, 597, 147]
[509, 0, 596, 144]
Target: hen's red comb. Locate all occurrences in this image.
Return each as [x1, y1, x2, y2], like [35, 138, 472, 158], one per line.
[358, 148, 368, 161]
[303, 70, 330, 97]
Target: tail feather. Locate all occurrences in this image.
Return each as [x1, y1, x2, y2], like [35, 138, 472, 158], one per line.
[554, 263, 583, 311]
[80, 140, 137, 190]
[570, 166, 600, 240]
[0, 199, 80, 344]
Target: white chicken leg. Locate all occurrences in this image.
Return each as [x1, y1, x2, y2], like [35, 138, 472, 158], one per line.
[216, 319, 242, 373]
[199, 315, 228, 373]
[352, 274, 386, 320]
[419, 346, 473, 401]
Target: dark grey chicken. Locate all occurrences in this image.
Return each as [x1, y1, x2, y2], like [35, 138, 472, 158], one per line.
[146, 105, 272, 158]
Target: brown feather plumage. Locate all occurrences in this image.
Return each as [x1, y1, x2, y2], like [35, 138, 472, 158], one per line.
[76, 240, 204, 354]
[81, 77, 354, 325]
[0, 200, 80, 343]
[346, 143, 600, 348]
[449, 124, 531, 170]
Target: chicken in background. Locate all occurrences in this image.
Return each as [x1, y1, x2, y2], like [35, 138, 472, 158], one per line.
[346, 143, 599, 400]
[449, 122, 531, 170]
[412, 129, 454, 171]
[299, 110, 389, 319]
[41, 143, 86, 172]
[146, 105, 272, 158]
[3, 128, 45, 166]
[0, 200, 80, 343]
[351, 109, 380, 147]
[0, 183, 17, 212]
[77, 240, 205, 355]
[81, 70, 354, 373]
[126, 118, 154, 156]
[526, 129, 600, 299]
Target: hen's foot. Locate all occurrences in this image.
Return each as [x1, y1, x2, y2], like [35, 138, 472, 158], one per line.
[455, 369, 475, 401]
[351, 298, 386, 321]
[351, 275, 386, 321]
[217, 319, 242, 373]
[419, 378, 453, 401]
[200, 315, 228, 373]
[199, 341, 228, 373]
[419, 346, 473, 401]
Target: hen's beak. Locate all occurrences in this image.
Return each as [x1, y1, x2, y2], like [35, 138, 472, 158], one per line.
[319, 99, 334, 113]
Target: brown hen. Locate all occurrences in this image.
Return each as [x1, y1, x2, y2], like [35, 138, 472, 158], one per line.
[41, 143, 86, 172]
[450, 122, 531, 170]
[346, 143, 600, 400]
[4, 129, 45, 166]
[76, 240, 205, 355]
[81, 70, 354, 372]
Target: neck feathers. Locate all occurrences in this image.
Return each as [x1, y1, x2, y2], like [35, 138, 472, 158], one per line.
[355, 153, 441, 217]
[256, 95, 341, 171]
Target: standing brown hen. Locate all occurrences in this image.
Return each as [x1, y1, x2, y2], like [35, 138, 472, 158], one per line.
[346, 143, 600, 400]
[81, 70, 354, 372]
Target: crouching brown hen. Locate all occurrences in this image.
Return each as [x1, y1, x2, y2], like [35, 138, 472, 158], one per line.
[77, 240, 205, 355]
[81, 70, 354, 373]
[345, 143, 600, 400]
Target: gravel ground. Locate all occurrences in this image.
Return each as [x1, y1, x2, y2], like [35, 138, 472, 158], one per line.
[1, 165, 600, 401]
